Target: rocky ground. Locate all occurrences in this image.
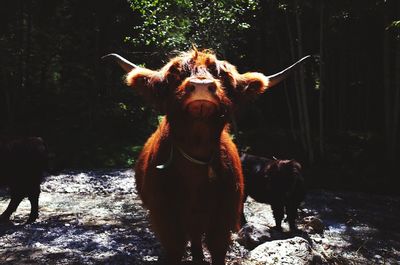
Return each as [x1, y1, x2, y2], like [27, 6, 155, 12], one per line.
[1, 169, 399, 264]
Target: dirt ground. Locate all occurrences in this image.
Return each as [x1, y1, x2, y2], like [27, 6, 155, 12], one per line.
[1, 169, 399, 264]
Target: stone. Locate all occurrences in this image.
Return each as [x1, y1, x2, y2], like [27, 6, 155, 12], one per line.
[302, 216, 325, 234]
[237, 223, 272, 249]
[241, 237, 322, 265]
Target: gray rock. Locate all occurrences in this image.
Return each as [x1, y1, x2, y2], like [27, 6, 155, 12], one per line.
[241, 237, 321, 265]
[237, 223, 272, 249]
[301, 216, 325, 234]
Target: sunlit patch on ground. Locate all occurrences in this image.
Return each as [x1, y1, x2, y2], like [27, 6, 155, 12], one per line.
[0, 169, 161, 264]
[0, 170, 247, 264]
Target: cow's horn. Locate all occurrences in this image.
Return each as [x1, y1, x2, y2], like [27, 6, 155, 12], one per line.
[265, 55, 311, 88]
[101, 53, 137, 73]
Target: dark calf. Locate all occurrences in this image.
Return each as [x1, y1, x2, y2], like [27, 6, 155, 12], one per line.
[240, 153, 305, 231]
[0, 137, 48, 224]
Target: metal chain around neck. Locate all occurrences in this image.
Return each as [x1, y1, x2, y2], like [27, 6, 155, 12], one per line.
[175, 145, 213, 166]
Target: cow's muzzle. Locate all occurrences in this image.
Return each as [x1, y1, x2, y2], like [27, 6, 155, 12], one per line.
[186, 100, 218, 118]
[183, 78, 219, 118]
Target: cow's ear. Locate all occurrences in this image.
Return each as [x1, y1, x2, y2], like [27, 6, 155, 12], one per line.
[290, 159, 302, 171]
[126, 68, 161, 102]
[126, 68, 169, 113]
[217, 61, 269, 100]
[264, 162, 276, 174]
[237, 72, 270, 99]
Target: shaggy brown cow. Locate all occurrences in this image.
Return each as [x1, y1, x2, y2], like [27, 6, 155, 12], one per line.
[104, 49, 309, 264]
[0, 136, 48, 224]
[240, 153, 305, 231]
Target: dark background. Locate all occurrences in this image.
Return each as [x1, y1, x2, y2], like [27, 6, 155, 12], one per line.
[0, 0, 399, 194]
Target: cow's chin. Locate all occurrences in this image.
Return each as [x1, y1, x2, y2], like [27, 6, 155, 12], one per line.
[185, 100, 219, 119]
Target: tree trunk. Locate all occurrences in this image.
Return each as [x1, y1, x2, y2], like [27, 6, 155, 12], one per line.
[284, 81, 297, 141]
[18, 0, 33, 121]
[25, 0, 32, 93]
[11, 0, 25, 130]
[1, 72, 14, 129]
[275, 34, 297, 141]
[318, 0, 325, 157]
[285, 11, 307, 153]
[295, 0, 314, 164]
[391, 39, 400, 161]
[383, 1, 397, 163]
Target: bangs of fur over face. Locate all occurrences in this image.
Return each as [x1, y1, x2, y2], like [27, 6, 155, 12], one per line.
[174, 49, 269, 92]
[125, 49, 270, 109]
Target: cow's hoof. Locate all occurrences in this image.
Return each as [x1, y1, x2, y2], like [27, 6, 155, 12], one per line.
[26, 215, 38, 224]
[272, 226, 283, 232]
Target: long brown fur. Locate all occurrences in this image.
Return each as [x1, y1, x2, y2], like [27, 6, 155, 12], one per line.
[125, 50, 270, 265]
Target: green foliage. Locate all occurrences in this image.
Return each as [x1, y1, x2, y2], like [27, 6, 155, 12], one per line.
[1, 0, 399, 192]
[127, 0, 259, 52]
[387, 20, 400, 39]
[391, 20, 400, 28]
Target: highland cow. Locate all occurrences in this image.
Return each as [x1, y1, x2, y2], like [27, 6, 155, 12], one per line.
[240, 153, 305, 231]
[0, 136, 48, 224]
[104, 49, 309, 264]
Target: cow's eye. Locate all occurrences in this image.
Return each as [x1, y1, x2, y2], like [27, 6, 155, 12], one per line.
[208, 84, 217, 93]
[185, 84, 195, 93]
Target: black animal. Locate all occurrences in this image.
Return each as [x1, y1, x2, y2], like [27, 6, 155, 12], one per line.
[0, 137, 48, 224]
[240, 153, 305, 231]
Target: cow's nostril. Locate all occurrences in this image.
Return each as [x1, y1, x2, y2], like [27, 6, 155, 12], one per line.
[208, 84, 217, 93]
[185, 84, 195, 93]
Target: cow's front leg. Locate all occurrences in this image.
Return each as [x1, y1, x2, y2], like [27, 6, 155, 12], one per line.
[286, 201, 300, 232]
[271, 202, 284, 231]
[205, 226, 230, 265]
[0, 194, 24, 223]
[190, 230, 205, 262]
[149, 209, 186, 265]
[26, 185, 41, 224]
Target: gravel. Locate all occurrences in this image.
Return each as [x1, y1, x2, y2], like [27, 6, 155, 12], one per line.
[1, 169, 399, 264]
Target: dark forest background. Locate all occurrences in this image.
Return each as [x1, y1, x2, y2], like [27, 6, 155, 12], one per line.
[0, 0, 399, 194]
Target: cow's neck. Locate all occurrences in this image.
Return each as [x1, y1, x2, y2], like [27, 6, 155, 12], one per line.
[167, 117, 223, 161]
